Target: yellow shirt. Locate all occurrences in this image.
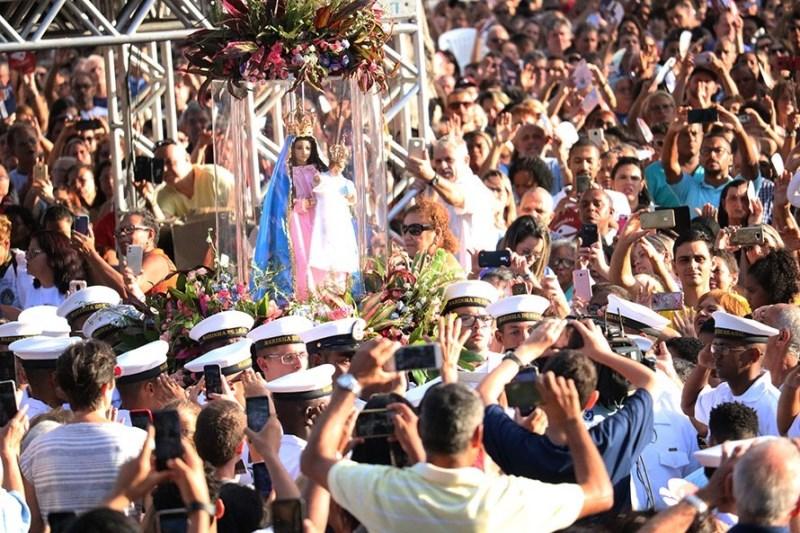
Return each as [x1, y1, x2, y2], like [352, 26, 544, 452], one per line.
[328, 460, 584, 533]
[157, 164, 234, 218]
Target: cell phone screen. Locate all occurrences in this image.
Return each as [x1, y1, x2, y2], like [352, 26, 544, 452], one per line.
[504, 369, 540, 415]
[272, 499, 305, 533]
[393, 343, 441, 371]
[511, 283, 528, 295]
[153, 410, 183, 471]
[74, 215, 89, 236]
[477, 250, 511, 268]
[204, 364, 223, 396]
[246, 396, 270, 432]
[0, 353, 16, 383]
[579, 224, 599, 247]
[688, 108, 718, 124]
[0, 380, 16, 427]
[355, 408, 395, 439]
[252, 462, 272, 498]
[156, 509, 188, 533]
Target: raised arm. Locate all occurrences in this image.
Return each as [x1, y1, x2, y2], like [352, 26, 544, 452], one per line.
[662, 109, 688, 185]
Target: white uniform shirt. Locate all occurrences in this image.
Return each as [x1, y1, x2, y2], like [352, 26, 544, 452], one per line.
[695, 371, 780, 436]
[279, 433, 307, 481]
[20, 392, 51, 420]
[443, 173, 498, 270]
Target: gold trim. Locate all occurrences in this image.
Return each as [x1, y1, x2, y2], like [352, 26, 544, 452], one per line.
[496, 312, 542, 328]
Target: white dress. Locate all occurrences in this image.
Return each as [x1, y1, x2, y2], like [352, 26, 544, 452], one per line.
[308, 172, 359, 273]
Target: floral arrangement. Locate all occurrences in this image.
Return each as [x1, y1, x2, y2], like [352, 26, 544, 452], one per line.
[184, 0, 390, 92]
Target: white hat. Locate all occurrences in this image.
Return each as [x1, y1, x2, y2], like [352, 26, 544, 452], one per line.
[116, 340, 169, 385]
[693, 436, 777, 468]
[9, 336, 81, 368]
[56, 286, 121, 323]
[712, 311, 779, 343]
[183, 338, 253, 375]
[0, 321, 41, 344]
[486, 295, 550, 328]
[606, 294, 670, 334]
[404, 377, 441, 407]
[442, 280, 499, 314]
[267, 364, 335, 400]
[18, 305, 70, 337]
[248, 316, 315, 350]
[82, 305, 145, 341]
[188, 310, 254, 344]
[301, 318, 366, 354]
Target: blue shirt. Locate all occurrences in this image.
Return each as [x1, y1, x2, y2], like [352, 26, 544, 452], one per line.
[669, 171, 764, 216]
[0, 490, 30, 533]
[644, 161, 694, 208]
[483, 388, 654, 514]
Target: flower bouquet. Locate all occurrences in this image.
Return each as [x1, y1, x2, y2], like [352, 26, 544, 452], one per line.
[183, 0, 391, 94]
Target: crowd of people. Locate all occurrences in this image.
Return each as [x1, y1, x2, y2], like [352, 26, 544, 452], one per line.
[2, 0, 800, 531]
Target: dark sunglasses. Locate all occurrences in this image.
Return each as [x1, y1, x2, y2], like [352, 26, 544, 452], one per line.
[402, 223, 433, 236]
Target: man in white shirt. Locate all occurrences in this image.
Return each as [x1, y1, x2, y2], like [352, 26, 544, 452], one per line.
[407, 136, 497, 270]
[693, 311, 781, 437]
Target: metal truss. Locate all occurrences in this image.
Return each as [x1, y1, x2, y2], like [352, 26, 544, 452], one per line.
[0, 0, 429, 215]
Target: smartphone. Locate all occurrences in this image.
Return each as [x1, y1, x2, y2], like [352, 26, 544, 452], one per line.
[737, 114, 751, 124]
[246, 396, 270, 432]
[0, 352, 15, 384]
[407, 137, 426, 160]
[156, 508, 188, 533]
[393, 343, 443, 371]
[575, 174, 592, 194]
[578, 223, 598, 247]
[588, 128, 605, 147]
[640, 210, 676, 230]
[75, 118, 102, 131]
[652, 291, 685, 311]
[73, 215, 89, 236]
[504, 368, 540, 416]
[153, 409, 183, 471]
[688, 108, 718, 124]
[355, 408, 395, 439]
[661, 205, 691, 237]
[33, 160, 47, 182]
[129, 408, 153, 431]
[68, 280, 87, 295]
[252, 462, 272, 498]
[478, 250, 511, 268]
[133, 156, 165, 184]
[0, 380, 17, 427]
[126, 245, 144, 276]
[47, 512, 77, 533]
[511, 283, 528, 295]
[572, 269, 593, 301]
[272, 498, 305, 533]
[204, 364, 223, 396]
[731, 225, 765, 246]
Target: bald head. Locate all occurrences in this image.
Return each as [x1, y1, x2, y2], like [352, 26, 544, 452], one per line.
[733, 439, 800, 526]
[518, 187, 554, 226]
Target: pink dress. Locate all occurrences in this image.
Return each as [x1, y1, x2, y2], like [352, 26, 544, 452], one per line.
[289, 165, 317, 300]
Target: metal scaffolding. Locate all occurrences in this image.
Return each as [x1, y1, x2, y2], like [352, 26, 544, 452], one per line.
[0, 0, 428, 214]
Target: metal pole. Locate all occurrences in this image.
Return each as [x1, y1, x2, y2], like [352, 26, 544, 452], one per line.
[105, 47, 128, 215]
[0, 28, 195, 51]
[160, 40, 179, 141]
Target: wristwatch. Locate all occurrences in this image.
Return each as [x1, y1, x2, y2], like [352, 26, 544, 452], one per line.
[336, 373, 363, 396]
[502, 351, 523, 367]
[681, 494, 709, 518]
[187, 501, 216, 517]
[430, 174, 440, 187]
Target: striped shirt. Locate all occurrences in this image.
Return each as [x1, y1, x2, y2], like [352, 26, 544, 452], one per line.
[20, 422, 146, 519]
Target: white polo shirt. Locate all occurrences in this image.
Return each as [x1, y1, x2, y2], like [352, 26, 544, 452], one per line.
[695, 371, 780, 437]
[443, 173, 498, 270]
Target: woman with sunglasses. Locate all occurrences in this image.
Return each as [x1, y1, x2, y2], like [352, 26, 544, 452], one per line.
[16, 230, 84, 309]
[401, 199, 461, 272]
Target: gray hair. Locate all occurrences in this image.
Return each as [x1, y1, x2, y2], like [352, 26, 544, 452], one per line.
[771, 305, 800, 356]
[418, 383, 483, 456]
[733, 439, 800, 525]
[551, 238, 578, 254]
[434, 135, 469, 162]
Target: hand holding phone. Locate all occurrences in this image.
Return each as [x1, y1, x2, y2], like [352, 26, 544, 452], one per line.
[504, 368, 540, 416]
[204, 365, 223, 396]
[407, 138, 426, 160]
[392, 343, 443, 371]
[272, 499, 305, 533]
[153, 409, 183, 471]
[477, 250, 511, 268]
[126, 245, 144, 276]
[129, 409, 153, 431]
[0, 380, 18, 427]
[355, 408, 395, 439]
[578, 223, 599, 247]
[74, 215, 90, 236]
[688, 108, 718, 124]
[246, 396, 270, 432]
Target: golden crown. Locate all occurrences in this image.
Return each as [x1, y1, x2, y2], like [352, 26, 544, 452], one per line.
[284, 106, 315, 137]
[329, 144, 350, 166]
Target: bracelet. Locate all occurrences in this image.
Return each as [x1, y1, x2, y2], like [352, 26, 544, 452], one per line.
[187, 501, 216, 517]
[502, 352, 523, 367]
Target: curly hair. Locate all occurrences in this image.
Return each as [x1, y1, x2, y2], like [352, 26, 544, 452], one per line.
[30, 230, 86, 294]
[508, 156, 554, 193]
[709, 401, 759, 444]
[697, 289, 751, 317]
[749, 250, 800, 305]
[403, 199, 459, 254]
[56, 339, 116, 411]
[0, 214, 10, 243]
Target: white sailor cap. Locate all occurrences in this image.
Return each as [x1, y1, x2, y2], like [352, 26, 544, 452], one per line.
[183, 338, 253, 375]
[116, 340, 169, 385]
[18, 305, 70, 337]
[404, 377, 441, 407]
[606, 294, 669, 334]
[693, 436, 777, 468]
[8, 336, 81, 368]
[442, 280, 499, 314]
[56, 286, 121, 323]
[0, 321, 41, 345]
[712, 311, 779, 343]
[82, 305, 145, 341]
[628, 335, 654, 354]
[486, 295, 550, 328]
[248, 316, 315, 351]
[189, 310, 254, 344]
[267, 364, 335, 401]
[301, 318, 366, 354]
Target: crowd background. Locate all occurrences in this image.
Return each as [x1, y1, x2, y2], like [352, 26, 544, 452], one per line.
[2, 0, 800, 532]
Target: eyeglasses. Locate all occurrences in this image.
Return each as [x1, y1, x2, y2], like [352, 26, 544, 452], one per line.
[116, 225, 149, 236]
[402, 223, 433, 236]
[448, 101, 473, 109]
[701, 147, 730, 156]
[260, 351, 307, 365]
[456, 314, 493, 328]
[26, 248, 44, 260]
[550, 257, 575, 268]
[710, 343, 750, 357]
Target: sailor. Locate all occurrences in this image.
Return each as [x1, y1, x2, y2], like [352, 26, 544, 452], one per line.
[115, 340, 170, 412]
[302, 318, 366, 379]
[189, 310, 255, 354]
[248, 316, 315, 381]
[184, 338, 254, 403]
[486, 294, 550, 352]
[56, 285, 121, 335]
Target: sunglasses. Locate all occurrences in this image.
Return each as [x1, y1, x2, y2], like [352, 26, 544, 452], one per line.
[402, 223, 433, 236]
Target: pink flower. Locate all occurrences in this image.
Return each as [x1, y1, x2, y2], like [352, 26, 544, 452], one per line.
[326, 306, 353, 321]
[198, 293, 210, 315]
[267, 43, 284, 67]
